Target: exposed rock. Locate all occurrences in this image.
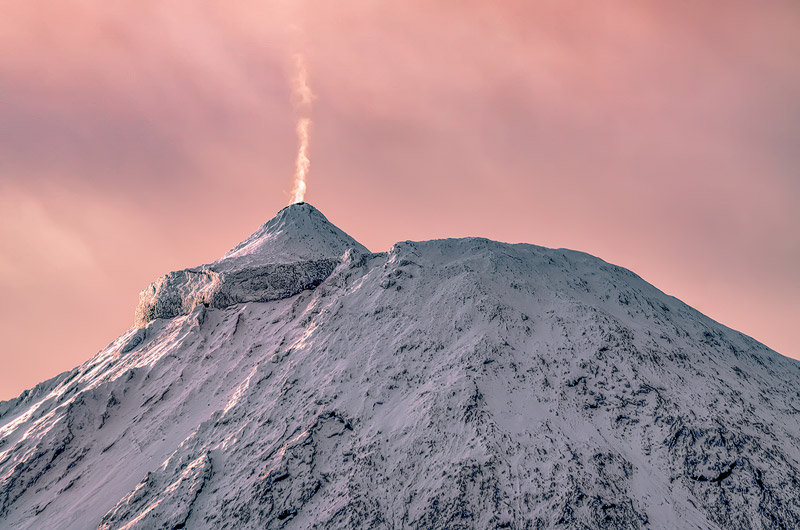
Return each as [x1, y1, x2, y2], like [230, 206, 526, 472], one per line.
[134, 259, 341, 327]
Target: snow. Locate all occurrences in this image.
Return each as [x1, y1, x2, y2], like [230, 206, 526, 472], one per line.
[2, 204, 800, 529]
[218, 202, 368, 267]
[134, 203, 360, 327]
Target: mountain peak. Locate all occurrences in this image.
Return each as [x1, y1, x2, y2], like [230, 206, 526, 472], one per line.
[217, 202, 369, 269]
[132, 203, 370, 326]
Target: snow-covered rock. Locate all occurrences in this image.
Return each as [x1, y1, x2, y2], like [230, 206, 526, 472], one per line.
[217, 201, 368, 267]
[2, 204, 799, 529]
[134, 203, 361, 326]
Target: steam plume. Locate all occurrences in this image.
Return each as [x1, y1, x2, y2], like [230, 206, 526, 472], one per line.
[290, 53, 313, 204]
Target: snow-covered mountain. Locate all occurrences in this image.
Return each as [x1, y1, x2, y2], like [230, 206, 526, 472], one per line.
[2, 203, 799, 529]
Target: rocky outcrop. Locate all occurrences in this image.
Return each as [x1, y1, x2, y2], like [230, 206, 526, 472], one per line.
[134, 258, 341, 327]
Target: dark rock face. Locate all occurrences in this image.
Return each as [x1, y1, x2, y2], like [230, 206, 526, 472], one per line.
[134, 259, 341, 327]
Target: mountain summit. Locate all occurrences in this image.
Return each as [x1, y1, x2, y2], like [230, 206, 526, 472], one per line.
[220, 202, 369, 267]
[133, 203, 368, 327]
[2, 205, 800, 529]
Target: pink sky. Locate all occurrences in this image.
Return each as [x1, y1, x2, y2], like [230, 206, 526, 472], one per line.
[1, 1, 798, 399]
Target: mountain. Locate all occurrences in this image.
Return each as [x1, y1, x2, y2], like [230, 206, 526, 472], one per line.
[219, 202, 369, 266]
[2, 203, 799, 529]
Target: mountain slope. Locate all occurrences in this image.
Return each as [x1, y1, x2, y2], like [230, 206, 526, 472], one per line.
[2, 204, 799, 529]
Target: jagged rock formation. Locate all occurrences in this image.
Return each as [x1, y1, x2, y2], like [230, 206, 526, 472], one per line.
[2, 203, 799, 529]
[134, 258, 341, 327]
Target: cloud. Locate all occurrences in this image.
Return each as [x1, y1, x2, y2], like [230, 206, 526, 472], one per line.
[0, 187, 97, 285]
